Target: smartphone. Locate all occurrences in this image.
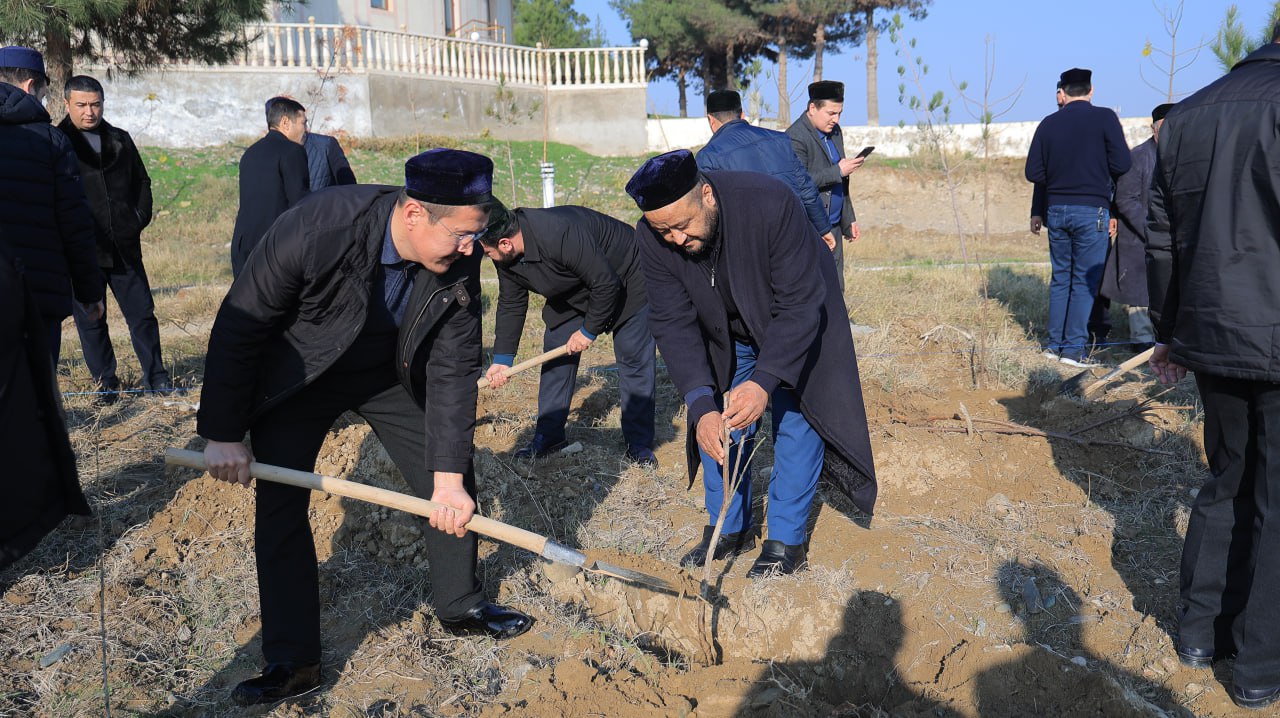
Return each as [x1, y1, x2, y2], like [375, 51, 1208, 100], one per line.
[855, 145, 876, 159]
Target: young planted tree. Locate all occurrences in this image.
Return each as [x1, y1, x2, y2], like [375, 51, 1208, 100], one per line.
[1212, 5, 1249, 71]
[0, 0, 279, 107]
[514, 0, 602, 48]
[855, 0, 931, 126]
[1140, 0, 1207, 101]
[613, 0, 704, 116]
[956, 36, 1024, 244]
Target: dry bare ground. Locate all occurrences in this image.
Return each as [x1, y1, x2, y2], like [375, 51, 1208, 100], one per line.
[0, 150, 1238, 717]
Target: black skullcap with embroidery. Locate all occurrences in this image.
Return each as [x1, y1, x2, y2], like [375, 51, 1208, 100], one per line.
[808, 80, 844, 102]
[404, 148, 494, 206]
[1058, 67, 1092, 88]
[706, 89, 742, 114]
[1151, 103, 1175, 122]
[625, 149, 700, 212]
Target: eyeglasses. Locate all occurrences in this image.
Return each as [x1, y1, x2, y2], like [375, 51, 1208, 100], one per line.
[432, 212, 488, 247]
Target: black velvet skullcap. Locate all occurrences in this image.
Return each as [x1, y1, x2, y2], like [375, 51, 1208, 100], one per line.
[706, 89, 742, 114]
[625, 150, 700, 212]
[808, 80, 844, 103]
[404, 148, 494, 205]
[1058, 67, 1091, 88]
[1151, 103, 1175, 122]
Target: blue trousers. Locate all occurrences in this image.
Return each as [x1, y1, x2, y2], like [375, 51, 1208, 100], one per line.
[536, 306, 656, 450]
[699, 341, 823, 546]
[1046, 205, 1110, 359]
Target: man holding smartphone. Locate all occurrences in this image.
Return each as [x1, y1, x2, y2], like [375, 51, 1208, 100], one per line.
[787, 81, 865, 291]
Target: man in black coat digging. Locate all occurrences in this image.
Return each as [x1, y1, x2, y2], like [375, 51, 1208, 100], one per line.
[56, 75, 172, 400]
[478, 204, 657, 464]
[197, 149, 532, 706]
[626, 150, 876, 577]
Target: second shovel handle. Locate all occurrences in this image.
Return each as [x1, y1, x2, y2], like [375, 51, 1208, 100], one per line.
[164, 448, 551, 556]
[478, 344, 572, 389]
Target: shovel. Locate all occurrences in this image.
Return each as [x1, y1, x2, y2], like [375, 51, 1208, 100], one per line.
[164, 448, 673, 592]
[478, 345, 572, 389]
[1058, 345, 1156, 399]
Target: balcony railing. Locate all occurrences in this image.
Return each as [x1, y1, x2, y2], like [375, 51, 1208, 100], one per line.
[203, 22, 647, 87]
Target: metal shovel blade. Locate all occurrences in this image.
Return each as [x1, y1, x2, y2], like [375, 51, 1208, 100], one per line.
[543, 540, 675, 592]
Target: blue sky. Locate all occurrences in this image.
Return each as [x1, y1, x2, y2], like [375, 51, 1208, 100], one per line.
[576, 0, 1269, 123]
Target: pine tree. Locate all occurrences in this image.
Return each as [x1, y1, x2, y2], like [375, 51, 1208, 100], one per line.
[514, 0, 600, 49]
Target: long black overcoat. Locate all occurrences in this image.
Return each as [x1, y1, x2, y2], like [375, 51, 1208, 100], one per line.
[230, 130, 309, 277]
[636, 171, 876, 514]
[56, 117, 153, 268]
[1100, 138, 1155, 306]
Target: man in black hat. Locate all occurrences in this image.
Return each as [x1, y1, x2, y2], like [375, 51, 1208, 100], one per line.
[198, 148, 533, 706]
[696, 89, 831, 241]
[1146, 26, 1280, 708]
[1098, 103, 1172, 353]
[1025, 67, 1131, 367]
[625, 150, 876, 577]
[230, 96, 310, 277]
[787, 80, 864, 290]
[0, 46, 104, 363]
[477, 203, 658, 465]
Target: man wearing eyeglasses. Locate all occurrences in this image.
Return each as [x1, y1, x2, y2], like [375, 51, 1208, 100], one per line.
[197, 149, 532, 706]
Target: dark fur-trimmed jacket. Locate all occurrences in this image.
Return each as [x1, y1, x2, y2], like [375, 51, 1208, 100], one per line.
[0, 82, 101, 319]
[55, 117, 153, 268]
[198, 186, 483, 474]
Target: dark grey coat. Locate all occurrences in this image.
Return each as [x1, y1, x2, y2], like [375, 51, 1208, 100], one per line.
[786, 114, 855, 238]
[1101, 138, 1155, 306]
[636, 171, 876, 514]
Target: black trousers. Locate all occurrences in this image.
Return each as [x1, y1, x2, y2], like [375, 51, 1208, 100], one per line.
[535, 306, 656, 450]
[70, 255, 168, 388]
[248, 361, 483, 666]
[1181, 372, 1280, 689]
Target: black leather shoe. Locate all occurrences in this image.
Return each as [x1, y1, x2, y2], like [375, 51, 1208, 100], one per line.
[231, 662, 322, 706]
[1232, 684, 1280, 710]
[514, 434, 568, 459]
[1175, 644, 1215, 669]
[625, 445, 658, 467]
[679, 525, 757, 568]
[746, 539, 808, 578]
[439, 601, 533, 640]
[94, 377, 121, 406]
[147, 378, 177, 395]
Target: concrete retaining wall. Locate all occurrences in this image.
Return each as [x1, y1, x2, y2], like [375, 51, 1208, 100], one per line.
[93, 67, 647, 156]
[645, 115, 1155, 159]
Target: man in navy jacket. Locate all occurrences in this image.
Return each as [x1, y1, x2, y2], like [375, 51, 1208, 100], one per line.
[626, 150, 876, 577]
[479, 204, 657, 465]
[696, 90, 831, 242]
[1025, 67, 1130, 366]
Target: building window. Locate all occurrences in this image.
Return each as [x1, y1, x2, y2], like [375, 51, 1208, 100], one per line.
[371, 0, 389, 10]
[443, 0, 454, 34]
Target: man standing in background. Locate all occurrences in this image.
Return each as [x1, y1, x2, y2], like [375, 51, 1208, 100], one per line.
[787, 80, 864, 290]
[1024, 67, 1130, 368]
[57, 74, 172, 402]
[230, 96, 309, 277]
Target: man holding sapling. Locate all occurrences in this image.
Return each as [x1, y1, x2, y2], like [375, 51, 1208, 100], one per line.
[625, 150, 876, 577]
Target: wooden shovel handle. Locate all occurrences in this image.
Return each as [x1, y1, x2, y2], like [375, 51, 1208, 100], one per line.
[164, 448, 550, 555]
[478, 344, 573, 388]
[1082, 346, 1157, 399]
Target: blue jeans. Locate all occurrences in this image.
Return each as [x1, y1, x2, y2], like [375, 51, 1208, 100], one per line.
[1046, 205, 1110, 359]
[698, 341, 824, 546]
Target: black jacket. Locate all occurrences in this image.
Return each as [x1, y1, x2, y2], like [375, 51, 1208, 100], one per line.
[0, 243, 90, 570]
[786, 114, 856, 237]
[637, 171, 876, 514]
[1147, 43, 1280, 381]
[1100, 138, 1155, 306]
[230, 129, 310, 276]
[0, 82, 102, 319]
[492, 206, 645, 359]
[55, 116, 153, 268]
[198, 186, 484, 474]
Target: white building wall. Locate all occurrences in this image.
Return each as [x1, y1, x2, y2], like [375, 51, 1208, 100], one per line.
[270, 0, 511, 42]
